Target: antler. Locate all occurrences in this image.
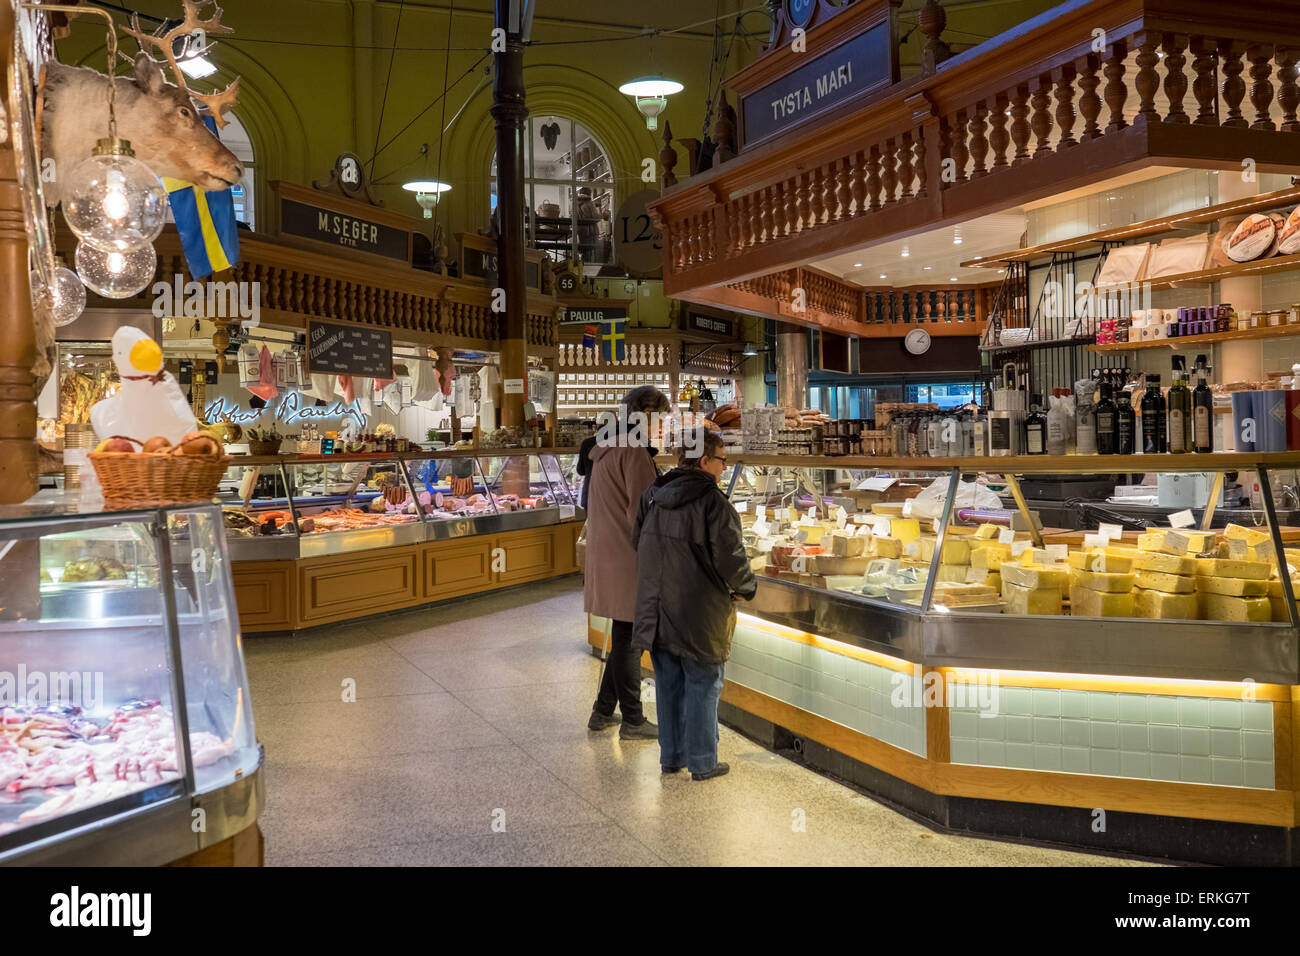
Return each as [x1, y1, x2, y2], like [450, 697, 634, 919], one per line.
[123, 1, 240, 129]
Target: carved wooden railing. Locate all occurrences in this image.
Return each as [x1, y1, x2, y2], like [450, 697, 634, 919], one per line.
[651, 0, 1300, 300]
[90, 226, 563, 353]
[696, 266, 992, 338]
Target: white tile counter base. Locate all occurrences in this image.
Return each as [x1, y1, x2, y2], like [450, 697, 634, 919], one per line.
[949, 688, 1275, 789]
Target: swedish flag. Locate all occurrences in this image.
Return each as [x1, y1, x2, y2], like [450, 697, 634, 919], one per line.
[163, 115, 240, 279]
[601, 319, 626, 363]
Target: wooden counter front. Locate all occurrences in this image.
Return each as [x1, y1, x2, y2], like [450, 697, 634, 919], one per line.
[234, 521, 582, 633]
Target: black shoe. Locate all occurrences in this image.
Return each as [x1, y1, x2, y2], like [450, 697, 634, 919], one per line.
[662, 765, 684, 774]
[619, 718, 658, 740]
[587, 710, 620, 731]
[691, 762, 730, 781]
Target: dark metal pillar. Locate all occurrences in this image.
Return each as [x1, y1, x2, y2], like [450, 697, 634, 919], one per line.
[491, 0, 528, 428]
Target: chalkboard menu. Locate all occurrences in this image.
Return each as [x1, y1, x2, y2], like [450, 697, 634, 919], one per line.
[280, 198, 411, 262]
[306, 320, 393, 377]
[741, 22, 891, 147]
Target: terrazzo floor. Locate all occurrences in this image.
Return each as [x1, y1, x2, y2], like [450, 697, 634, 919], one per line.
[245, 577, 1156, 866]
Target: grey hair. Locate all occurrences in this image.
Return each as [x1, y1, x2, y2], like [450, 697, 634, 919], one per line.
[622, 385, 672, 416]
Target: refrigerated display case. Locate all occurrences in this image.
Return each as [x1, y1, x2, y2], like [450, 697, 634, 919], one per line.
[0, 498, 262, 865]
[223, 449, 585, 632]
[592, 451, 1300, 864]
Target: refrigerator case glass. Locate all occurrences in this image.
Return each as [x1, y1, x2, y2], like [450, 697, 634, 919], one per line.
[404, 455, 498, 521]
[216, 460, 298, 540]
[478, 453, 566, 514]
[0, 504, 259, 857]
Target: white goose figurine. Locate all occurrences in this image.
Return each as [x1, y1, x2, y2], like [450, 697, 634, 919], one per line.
[91, 326, 197, 446]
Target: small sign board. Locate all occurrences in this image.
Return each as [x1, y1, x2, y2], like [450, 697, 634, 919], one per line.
[305, 319, 393, 378]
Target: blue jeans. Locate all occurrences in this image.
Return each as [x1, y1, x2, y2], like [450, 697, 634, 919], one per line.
[650, 647, 725, 774]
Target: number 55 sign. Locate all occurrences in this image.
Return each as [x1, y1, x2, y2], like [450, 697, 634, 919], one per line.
[615, 190, 664, 278]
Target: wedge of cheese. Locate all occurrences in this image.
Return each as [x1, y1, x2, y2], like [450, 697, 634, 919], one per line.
[973, 523, 1000, 540]
[1137, 531, 1172, 553]
[1133, 551, 1197, 576]
[939, 537, 971, 565]
[935, 563, 969, 583]
[970, 542, 1012, 569]
[829, 532, 865, 557]
[1067, 549, 1135, 573]
[1195, 558, 1270, 581]
[871, 535, 903, 559]
[1068, 568, 1137, 593]
[1002, 581, 1063, 615]
[891, 518, 921, 544]
[1133, 587, 1198, 620]
[811, 554, 871, 575]
[1197, 592, 1271, 622]
[1069, 584, 1136, 618]
[1134, 570, 1196, 593]
[1164, 529, 1217, 555]
[1225, 523, 1272, 547]
[1194, 575, 1268, 597]
[1000, 562, 1068, 590]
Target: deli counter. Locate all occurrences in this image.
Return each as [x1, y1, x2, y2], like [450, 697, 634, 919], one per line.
[590, 452, 1300, 865]
[222, 448, 585, 632]
[0, 498, 262, 866]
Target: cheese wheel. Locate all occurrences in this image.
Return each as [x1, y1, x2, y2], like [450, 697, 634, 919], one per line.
[1277, 206, 1300, 255]
[1225, 213, 1278, 262]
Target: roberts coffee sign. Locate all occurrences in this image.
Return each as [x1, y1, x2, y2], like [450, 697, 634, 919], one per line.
[741, 22, 891, 147]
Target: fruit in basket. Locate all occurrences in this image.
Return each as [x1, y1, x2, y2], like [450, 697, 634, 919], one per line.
[142, 436, 172, 453]
[94, 436, 137, 453]
[172, 432, 222, 457]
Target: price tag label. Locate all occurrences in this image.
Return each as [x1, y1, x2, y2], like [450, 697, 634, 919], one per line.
[932, 518, 943, 534]
[807, 505, 818, 520]
[1227, 537, 1248, 558]
[1083, 533, 1105, 549]
[1045, 544, 1069, 563]
[903, 540, 920, 557]
[852, 514, 872, 525]
[734, 500, 748, 513]
[835, 508, 847, 529]
[1169, 509, 1195, 529]
[753, 519, 770, 536]
[785, 507, 797, 522]
[559, 504, 576, 519]
[756, 506, 766, 522]
[872, 517, 892, 536]
[902, 499, 914, 516]
[856, 524, 872, 537]
[998, 528, 1016, 544]
[1098, 523, 1123, 542]
[1010, 540, 1031, 557]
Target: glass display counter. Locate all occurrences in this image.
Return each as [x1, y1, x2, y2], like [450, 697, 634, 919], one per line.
[0, 497, 262, 865]
[614, 451, 1300, 864]
[223, 449, 585, 632]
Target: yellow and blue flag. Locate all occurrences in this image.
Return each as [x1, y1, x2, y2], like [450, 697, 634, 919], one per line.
[601, 319, 626, 363]
[163, 115, 240, 279]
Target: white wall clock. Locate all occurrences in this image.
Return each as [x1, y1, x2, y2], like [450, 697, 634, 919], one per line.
[904, 328, 932, 355]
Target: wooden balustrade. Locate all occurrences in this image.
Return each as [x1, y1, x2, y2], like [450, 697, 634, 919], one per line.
[129, 227, 563, 354]
[650, 0, 1300, 302]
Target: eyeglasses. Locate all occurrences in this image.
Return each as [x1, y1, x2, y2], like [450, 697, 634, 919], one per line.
[709, 455, 728, 464]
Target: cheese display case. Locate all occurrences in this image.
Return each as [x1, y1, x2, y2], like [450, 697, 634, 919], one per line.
[0, 498, 262, 866]
[224, 449, 585, 632]
[592, 452, 1300, 864]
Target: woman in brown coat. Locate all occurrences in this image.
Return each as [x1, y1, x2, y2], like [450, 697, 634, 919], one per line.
[584, 386, 672, 739]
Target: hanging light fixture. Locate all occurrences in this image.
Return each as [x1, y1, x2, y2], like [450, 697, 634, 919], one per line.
[30, 258, 86, 327]
[74, 239, 157, 299]
[62, 141, 169, 250]
[619, 76, 683, 130]
[402, 180, 452, 219]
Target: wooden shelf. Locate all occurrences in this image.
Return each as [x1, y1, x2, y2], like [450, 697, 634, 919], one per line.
[1088, 323, 1300, 352]
[961, 185, 1300, 268]
[1091, 251, 1300, 293]
[714, 451, 1300, 475]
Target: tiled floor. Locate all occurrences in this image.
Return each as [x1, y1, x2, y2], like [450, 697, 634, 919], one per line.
[246, 577, 1155, 867]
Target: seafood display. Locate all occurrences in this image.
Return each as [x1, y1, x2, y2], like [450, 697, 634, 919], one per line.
[0, 701, 236, 835]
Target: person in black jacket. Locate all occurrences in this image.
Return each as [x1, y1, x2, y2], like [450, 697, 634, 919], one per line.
[631, 428, 757, 781]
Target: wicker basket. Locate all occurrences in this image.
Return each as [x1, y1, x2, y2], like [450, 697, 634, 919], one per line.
[89, 447, 231, 506]
[248, 439, 282, 456]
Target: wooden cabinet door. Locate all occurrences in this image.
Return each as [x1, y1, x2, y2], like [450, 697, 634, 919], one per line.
[422, 537, 494, 600]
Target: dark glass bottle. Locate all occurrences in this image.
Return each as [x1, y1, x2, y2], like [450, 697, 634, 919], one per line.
[1095, 381, 1118, 454]
[1141, 374, 1163, 454]
[1024, 396, 1047, 455]
[1166, 356, 1192, 455]
[1193, 356, 1213, 453]
[1116, 389, 1136, 454]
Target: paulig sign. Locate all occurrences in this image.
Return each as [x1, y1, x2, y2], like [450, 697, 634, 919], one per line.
[204, 390, 368, 429]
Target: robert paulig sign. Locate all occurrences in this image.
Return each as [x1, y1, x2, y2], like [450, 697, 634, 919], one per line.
[741, 22, 891, 146]
[204, 390, 369, 429]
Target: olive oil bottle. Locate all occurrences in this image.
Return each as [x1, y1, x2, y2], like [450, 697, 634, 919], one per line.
[1167, 356, 1192, 455]
[1116, 387, 1136, 454]
[1141, 374, 1164, 454]
[1193, 354, 1213, 453]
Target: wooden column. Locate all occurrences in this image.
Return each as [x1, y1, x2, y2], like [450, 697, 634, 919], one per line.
[0, 3, 37, 503]
[492, 0, 528, 429]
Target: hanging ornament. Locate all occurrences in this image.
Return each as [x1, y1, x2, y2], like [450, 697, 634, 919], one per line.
[29, 263, 87, 327]
[62, 139, 168, 251]
[74, 239, 156, 299]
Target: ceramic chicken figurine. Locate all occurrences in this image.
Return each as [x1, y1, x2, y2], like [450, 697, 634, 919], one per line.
[91, 326, 197, 445]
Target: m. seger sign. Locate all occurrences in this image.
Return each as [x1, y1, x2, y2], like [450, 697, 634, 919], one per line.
[741, 22, 891, 147]
[279, 198, 411, 261]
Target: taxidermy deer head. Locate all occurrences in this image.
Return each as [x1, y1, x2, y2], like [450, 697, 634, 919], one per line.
[40, 1, 243, 206]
